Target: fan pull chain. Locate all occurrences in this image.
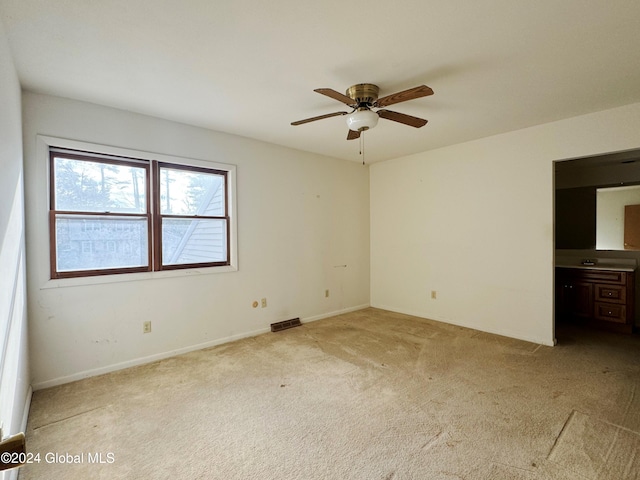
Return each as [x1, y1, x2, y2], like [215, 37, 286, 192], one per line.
[360, 130, 365, 165]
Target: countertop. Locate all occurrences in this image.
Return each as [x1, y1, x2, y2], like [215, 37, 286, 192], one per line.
[555, 264, 636, 272]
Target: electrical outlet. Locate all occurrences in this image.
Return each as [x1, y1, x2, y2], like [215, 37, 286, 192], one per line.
[143, 321, 152, 333]
[325, 289, 330, 298]
[261, 298, 267, 308]
[431, 290, 437, 300]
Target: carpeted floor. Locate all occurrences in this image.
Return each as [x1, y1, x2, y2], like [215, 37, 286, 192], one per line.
[19, 308, 640, 479]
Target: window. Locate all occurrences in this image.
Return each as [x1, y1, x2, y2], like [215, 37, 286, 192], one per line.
[49, 149, 232, 279]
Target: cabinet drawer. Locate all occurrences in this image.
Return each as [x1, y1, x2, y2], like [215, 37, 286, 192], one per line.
[579, 270, 626, 284]
[593, 302, 627, 323]
[594, 284, 626, 304]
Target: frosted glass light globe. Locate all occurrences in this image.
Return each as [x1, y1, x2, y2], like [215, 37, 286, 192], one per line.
[346, 109, 378, 132]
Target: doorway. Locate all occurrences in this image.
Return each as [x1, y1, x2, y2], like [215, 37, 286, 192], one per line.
[554, 147, 640, 337]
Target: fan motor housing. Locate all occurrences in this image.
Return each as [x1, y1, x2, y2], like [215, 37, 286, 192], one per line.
[346, 84, 379, 106]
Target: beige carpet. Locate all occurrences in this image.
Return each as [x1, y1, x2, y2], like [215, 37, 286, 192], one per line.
[19, 308, 640, 479]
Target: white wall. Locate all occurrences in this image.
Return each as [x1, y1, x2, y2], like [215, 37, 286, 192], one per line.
[0, 17, 30, 480]
[23, 93, 370, 389]
[371, 102, 640, 346]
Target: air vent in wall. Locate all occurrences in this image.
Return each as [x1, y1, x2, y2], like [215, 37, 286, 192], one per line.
[270, 318, 302, 332]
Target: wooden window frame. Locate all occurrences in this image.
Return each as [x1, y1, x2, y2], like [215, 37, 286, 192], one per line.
[49, 149, 231, 279]
[152, 161, 230, 271]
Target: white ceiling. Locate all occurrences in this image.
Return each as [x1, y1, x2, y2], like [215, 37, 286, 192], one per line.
[2, 0, 640, 163]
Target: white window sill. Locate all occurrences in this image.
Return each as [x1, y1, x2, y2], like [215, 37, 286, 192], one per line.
[41, 264, 238, 289]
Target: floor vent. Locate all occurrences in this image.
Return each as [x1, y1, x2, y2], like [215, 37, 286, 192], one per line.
[271, 318, 302, 332]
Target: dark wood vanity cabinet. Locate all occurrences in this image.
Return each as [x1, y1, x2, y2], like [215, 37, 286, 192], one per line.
[555, 267, 635, 333]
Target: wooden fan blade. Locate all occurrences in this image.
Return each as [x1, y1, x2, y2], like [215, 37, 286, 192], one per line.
[377, 110, 428, 128]
[314, 88, 357, 106]
[347, 129, 361, 140]
[374, 85, 434, 108]
[291, 111, 348, 126]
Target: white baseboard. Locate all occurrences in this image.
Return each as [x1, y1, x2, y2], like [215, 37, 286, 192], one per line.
[303, 304, 370, 323]
[32, 326, 270, 391]
[371, 303, 555, 347]
[21, 386, 32, 432]
[32, 304, 371, 391]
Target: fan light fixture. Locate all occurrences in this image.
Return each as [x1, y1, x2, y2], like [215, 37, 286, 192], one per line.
[291, 83, 433, 164]
[345, 108, 379, 132]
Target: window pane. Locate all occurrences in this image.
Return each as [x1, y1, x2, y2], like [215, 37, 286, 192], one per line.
[162, 218, 227, 265]
[159, 167, 225, 216]
[55, 215, 148, 272]
[54, 157, 146, 213]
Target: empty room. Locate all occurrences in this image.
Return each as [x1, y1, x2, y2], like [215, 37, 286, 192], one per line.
[1, 1, 640, 479]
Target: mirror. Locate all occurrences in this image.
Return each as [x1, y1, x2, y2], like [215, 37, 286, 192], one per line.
[555, 148, 640, 251]
[596, 185, 640, 250]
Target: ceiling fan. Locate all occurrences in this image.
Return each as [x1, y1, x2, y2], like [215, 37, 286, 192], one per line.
[291, 83, 433, 140]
